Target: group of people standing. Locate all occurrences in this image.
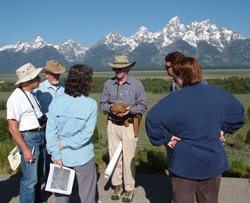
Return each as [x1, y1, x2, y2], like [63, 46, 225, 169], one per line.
[6, 52, 245, 203]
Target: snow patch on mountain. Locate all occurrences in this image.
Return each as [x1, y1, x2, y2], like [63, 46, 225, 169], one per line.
[0, 36, 52, 53]
[0, 16, 247, 60]
[57, 39, 91, 61]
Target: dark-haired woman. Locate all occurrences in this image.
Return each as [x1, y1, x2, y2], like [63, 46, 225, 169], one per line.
[146, 57, 245, 203]
[46, 64, 97, 203]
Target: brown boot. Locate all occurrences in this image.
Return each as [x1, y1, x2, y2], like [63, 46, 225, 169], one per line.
[122, 190, 134, 202]
[111, 184, 124, 200]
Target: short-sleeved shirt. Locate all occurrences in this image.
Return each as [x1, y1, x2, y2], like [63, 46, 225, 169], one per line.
[7, 88, 42, 131]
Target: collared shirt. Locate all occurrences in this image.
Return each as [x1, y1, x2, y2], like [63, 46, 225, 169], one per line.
[34, 79, 65, 115]
[100, 75, 147, 119]
[7, 88, 42, 131]
[46, 94, 97, 167]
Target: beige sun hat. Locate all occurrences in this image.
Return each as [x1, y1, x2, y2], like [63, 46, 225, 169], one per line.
[107, 56, 136, 69]
[43, 60, 66, 74]
[15, 63, 43, 85]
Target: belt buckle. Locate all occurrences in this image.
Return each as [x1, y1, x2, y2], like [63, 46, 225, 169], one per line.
[113, 120, 123, 126]
[117, 120, 124, 125]
[39, 128, 45, 132]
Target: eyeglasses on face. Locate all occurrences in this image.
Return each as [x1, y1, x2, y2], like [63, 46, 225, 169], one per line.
[112, 68, 125, 71]
[165, 65, 172, 70]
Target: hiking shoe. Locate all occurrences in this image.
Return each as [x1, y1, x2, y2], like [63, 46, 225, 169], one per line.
[122, 190, 134, 202]
[111, 184, 123, 200]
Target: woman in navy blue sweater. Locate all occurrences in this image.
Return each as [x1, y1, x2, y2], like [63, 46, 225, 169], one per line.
[145, 57, 245, 203]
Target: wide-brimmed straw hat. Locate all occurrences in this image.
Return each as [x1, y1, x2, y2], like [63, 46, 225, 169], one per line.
[42, 60, 66, 74]
[15, 63, 43, 85]
[107, 56, 136, 69]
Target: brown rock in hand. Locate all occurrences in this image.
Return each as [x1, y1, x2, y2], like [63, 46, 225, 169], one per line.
[112, 102, 128, 114]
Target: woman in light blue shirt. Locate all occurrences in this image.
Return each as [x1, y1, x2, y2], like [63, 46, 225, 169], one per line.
[46, 64, 97, 203]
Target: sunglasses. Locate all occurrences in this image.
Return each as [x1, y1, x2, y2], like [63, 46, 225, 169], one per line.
[165, 65, 172, 70]
[112, 68, 125, 71]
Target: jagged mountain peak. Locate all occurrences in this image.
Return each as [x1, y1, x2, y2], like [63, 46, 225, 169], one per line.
[34, 36, 45, 43]
[168, 16, 182, 28]
[0, 15, 249, 70]
[106, 30, 121, 38]
[137, 26, 148, 32]
[67, 38, 76, 43]
[134, 26, 151, 36]
[57, 38, 90, 62]
[60, 39, 77, 46]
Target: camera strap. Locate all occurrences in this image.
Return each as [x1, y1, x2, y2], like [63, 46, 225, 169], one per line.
[19, 86, 44, 127]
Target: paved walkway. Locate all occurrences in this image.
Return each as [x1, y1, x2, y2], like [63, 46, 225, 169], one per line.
[0, 173, 249, 203]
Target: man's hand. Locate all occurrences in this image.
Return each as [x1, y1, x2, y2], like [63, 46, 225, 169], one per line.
[23, 148, 35, 163]
[220, 131, 226, 145]
[110, 104, 114, 114]
[117, 107, 131, 117]
[8, 119, 35, 162]
[168, 136, 181, 149]
[54, 159, 63, 170]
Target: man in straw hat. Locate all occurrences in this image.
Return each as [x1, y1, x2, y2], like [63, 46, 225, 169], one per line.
[101, 56, 148, 202]
[34, 60, 66, 189]
[7, 63, 47, 203]
[34, 60, 66, 115]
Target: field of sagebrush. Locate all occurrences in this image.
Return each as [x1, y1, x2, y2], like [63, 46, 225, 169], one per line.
[0, 70, 250, 176]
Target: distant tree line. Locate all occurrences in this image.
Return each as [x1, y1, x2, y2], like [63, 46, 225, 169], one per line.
[206, 76, 250, 94]
[1, 76, 250, 96]
[202, 66, 250, 70]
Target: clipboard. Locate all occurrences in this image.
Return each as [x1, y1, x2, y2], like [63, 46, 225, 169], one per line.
[45, 163, 75, 195]
[7, 146, 21, 171]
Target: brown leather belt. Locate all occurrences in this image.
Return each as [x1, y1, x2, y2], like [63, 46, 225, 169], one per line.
[108, 117, 133, 126]
[22, 128, 45, 132]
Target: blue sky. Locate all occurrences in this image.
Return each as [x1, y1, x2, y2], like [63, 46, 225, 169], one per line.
[0, 0, 249, 48]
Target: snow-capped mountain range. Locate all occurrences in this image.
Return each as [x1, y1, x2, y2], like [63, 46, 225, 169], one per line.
[0, 16, 249, 72]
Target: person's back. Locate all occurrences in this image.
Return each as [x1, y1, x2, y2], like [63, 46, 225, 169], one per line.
[146, 56, 245, 203]
[152, 83, 244, 178]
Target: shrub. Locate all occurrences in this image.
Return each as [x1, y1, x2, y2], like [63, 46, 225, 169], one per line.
[245, 130, 250, 144]
[234, 134, 245, 149]
[0, 117, 11, 142]
[92, 126, 99, 144]
[0, 99, 7, 110]
[223, 159, 250, 178]
[0, 140, 21, 174]
[246, 106, 250, 121]
[135, 146, 167, 174]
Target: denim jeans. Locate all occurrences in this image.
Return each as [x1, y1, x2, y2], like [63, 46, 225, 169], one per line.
[19, 131, 46, 203]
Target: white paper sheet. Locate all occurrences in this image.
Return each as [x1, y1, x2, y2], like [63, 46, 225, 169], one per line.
[45, 163, 75, 195]
[8, 146, 21, 171]
[104, 141, 122, 179]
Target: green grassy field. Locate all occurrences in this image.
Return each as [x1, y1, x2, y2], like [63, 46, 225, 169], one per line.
[2, 92, 249, 152]
[1, 70, 250, 175]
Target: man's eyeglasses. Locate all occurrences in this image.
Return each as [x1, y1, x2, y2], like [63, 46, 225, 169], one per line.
[112, 68, 125, 71]
[165, 65, 172, 70]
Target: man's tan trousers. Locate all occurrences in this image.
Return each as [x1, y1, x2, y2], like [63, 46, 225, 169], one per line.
[107, 120, 137, 191]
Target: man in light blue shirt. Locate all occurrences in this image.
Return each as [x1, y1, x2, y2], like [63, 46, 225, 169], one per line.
[34, 60, 66, 189]
[34, 60, 66, 115]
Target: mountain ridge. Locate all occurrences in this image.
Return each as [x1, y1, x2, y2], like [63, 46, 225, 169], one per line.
[0, 16, 249, 73]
